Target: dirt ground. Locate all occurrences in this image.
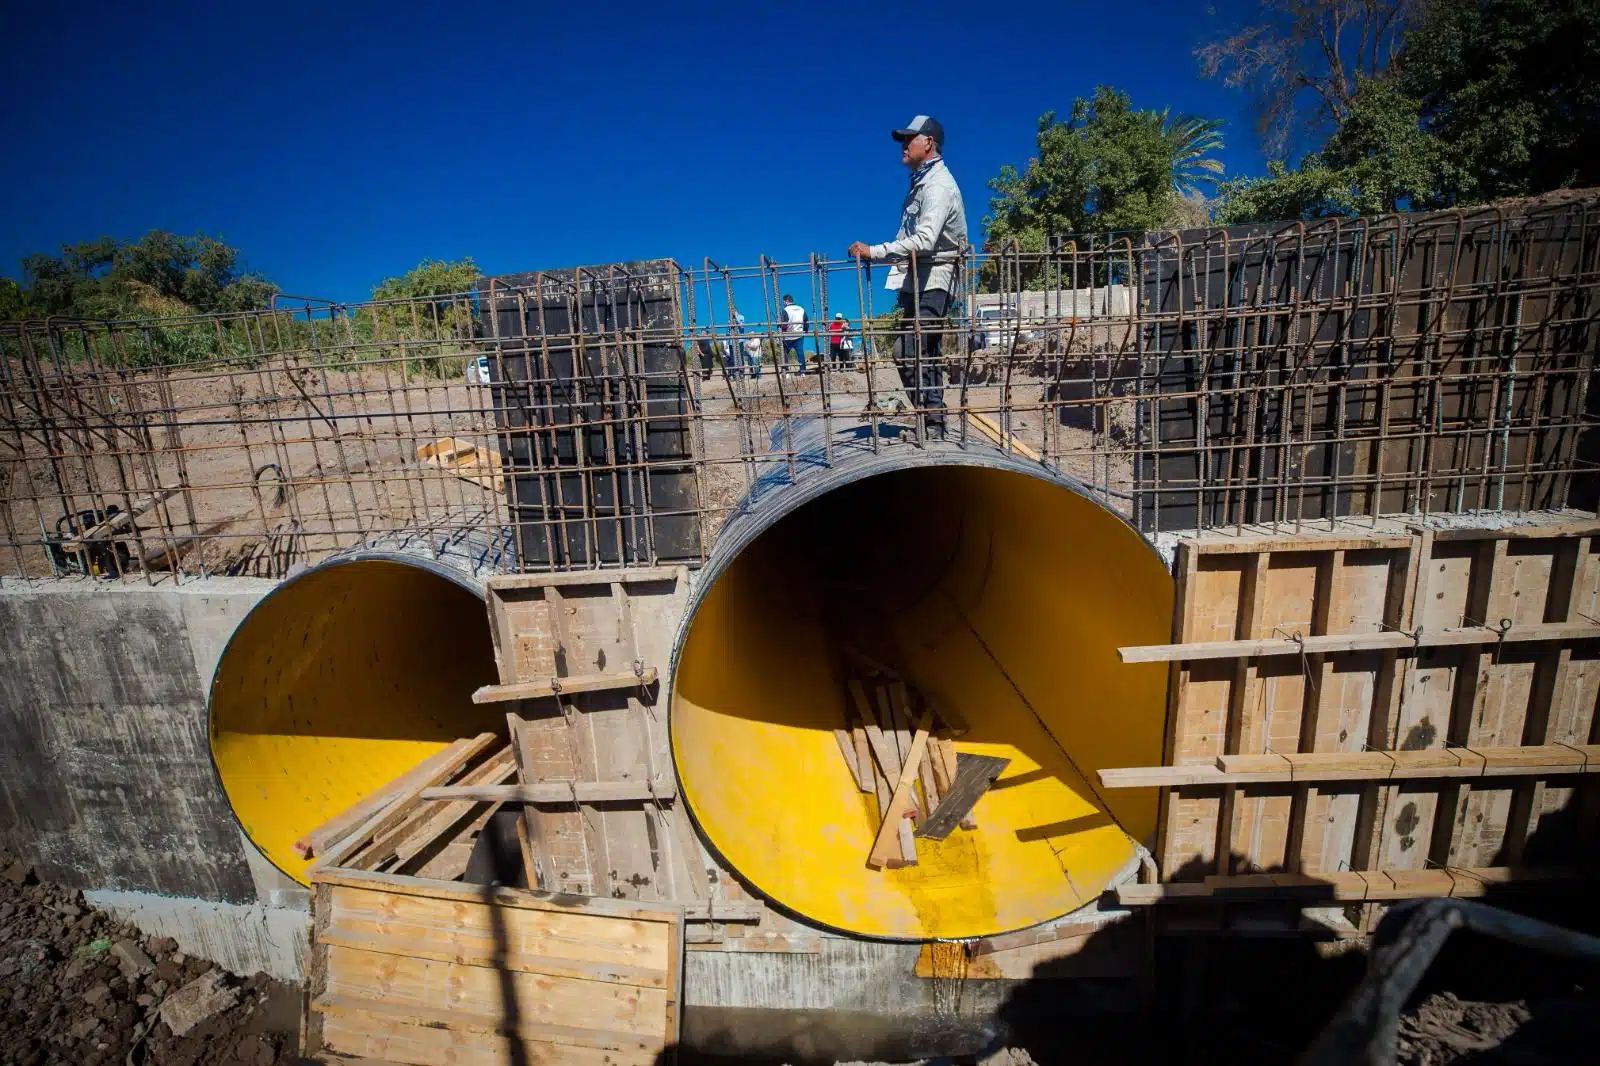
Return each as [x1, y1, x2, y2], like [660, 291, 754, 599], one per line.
[0, 851, 299, 1066]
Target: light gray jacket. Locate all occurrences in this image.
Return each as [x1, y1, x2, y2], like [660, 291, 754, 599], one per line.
[868, 156, 968, 296]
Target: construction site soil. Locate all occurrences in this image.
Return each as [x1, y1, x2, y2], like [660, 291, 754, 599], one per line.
[0, 852, 298, 1066]
[5, 837, 1597, 1066]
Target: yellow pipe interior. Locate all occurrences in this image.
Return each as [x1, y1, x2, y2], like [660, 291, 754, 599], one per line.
[209, 558, 503, 884]
[672, 465, 1173, 940]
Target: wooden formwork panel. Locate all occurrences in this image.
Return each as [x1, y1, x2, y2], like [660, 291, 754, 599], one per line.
[302, 869, 683, 1066]
[1155, 522, 1600, 885]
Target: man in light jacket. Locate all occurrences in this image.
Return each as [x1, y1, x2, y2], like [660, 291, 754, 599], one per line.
[848, 114, 968, 438]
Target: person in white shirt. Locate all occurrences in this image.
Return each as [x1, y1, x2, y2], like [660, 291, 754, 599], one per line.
[780, 294, 809, 373]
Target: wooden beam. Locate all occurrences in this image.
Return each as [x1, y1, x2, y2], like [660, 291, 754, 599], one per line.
[1117, 865, 1584, 905]
[473, 667, 658, 703]
[309, 733, 499, 871]
[293, 737, 480, 859]
[420, 779, 678, 804]
[1118, 621, 1600, 664]
[867, 709, 933, 869]
[681, 900, 765, 922]
[1427, 521, 1600, 542]
[1099, 744, 1600, 788]
[486, 567, 681, 591]
[916, 754, 1011, 840]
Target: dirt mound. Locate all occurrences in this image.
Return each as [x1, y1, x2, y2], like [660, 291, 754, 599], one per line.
[0, 852, 298, 1066]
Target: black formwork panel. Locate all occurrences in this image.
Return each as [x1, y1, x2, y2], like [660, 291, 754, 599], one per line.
[478, 261, 701, 569]
[1133, 200, 1599, 534]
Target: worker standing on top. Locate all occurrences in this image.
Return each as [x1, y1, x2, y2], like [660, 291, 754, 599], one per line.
[848, 114, 968, 439]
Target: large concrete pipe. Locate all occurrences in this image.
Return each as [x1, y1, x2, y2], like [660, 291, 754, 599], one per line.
[672, 421, 1173, 941]
[208, 536, 506, 883]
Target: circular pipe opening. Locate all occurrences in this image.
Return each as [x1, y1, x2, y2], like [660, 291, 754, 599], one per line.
[209, 556, 503, 883]
[672, 464, 1173, 940]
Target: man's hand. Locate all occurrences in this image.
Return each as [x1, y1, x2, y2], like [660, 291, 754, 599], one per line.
[847, 241, 871, 260]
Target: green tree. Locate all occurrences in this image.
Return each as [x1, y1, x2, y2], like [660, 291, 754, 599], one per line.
[1149, 110, 1226, 197]
[986, 86, 1221, 285]
[1214, 77, 1442, 224]
[5, 231, 275, 320]
[1399, 0, 1600, 203]
[358, 257, 481, 378]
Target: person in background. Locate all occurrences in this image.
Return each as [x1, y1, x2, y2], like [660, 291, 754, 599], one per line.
[827, 312, 849, 366]
[694, 329, 717, 380]
[744, 334, 765, 379]
[847, 114, 968, 439]
[780, 294, 808, 373]
[722, 309, 746, 379]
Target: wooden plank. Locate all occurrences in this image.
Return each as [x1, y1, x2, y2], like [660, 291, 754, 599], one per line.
[681, 900, 765, 922]
[314, 993, 660, 1062]
[1174, 535, 1414, 555]
[968, 410, 1042, 462]
[850, 681, 901, 781]
[326, 884, 672, 964]
[896, 818, 918, 865]
[313, 733, 498, 871]
[1118, 621, 1600, 663]
[420, 779, 677, 804]
[473, 667, 659, 703]
[917, 754, 1011, 840]
[1100, 764, 1229, 788]
[1428, 521, 1600, 542]
[309, 868, 682, 924]
[1107, 745, 1591, 787]
[850, 721, 875, 795]
[390, 748, 520, 876]
[294, 738, 480, 859]
[322, 945, 669, 1037]
[835, 720, 870, 792]
[486, 567, 682, 591]
[317, 929, 669, 989]
[867, 709, 933, 869]
[1117, 866, 1585, 904]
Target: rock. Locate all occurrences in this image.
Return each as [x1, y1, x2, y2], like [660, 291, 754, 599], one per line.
[84, 982, 111, 1006]
[1, 860, 29, 886]
[170, 951, 187, 965]
[112, 939, 154, 977]
[146, 936, 177, 957]
[69, 1016, 99, 1041]
[136, 993, 155, 1008]
[158, 970, 239, 1037]
[154, 959, 182, 983]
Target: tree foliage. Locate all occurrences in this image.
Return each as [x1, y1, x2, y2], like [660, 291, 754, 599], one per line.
[1213, 76, 1442, 222]
[985, 86, 1224, 268]
[6, 231, 275, 321]
[1210, 0, 1599, 225]
[1399, 0, 1600, 203]
[1150, 110, 1226, 197]
[1198, 0, 1418, 156]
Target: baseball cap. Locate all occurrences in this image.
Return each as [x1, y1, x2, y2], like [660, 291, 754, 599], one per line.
[891, 115, 944, 148]
[834, 312, 843, 319]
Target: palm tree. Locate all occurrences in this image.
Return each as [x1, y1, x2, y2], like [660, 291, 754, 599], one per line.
[1149, 109, 1226, 196]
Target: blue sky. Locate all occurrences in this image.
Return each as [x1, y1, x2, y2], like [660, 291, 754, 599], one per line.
[1, 0, 1268, 304]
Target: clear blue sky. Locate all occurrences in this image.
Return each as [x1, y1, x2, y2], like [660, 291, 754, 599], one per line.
[1, 0, 1267, 304]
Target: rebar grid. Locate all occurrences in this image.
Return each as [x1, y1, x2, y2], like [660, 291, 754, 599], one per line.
[2, 197, 1596, 583]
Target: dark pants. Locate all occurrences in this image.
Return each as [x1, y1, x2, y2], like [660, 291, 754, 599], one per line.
[895, 287, 951, 428]
[783, 336, 806, 371]
[829, 339, 846, 365]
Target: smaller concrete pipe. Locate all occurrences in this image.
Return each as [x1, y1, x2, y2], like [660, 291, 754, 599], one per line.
[208, 536, 505, 883]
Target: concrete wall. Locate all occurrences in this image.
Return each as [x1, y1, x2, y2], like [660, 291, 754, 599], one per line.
[0, 576, 308, 979]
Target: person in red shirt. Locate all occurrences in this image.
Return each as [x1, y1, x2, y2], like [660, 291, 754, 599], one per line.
[827, 312, 849, 366]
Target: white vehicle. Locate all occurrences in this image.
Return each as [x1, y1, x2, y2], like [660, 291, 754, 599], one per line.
[975, 305, 1029, 350]
[466, 356, 491, 384]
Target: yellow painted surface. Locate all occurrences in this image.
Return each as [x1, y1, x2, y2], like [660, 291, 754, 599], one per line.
[673, 467, 1173, 940]
[208, 560, 502, 884]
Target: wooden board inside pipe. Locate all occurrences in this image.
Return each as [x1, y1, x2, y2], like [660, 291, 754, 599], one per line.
[209, 558, 504, 884]
[672, 465, 1173, 940]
